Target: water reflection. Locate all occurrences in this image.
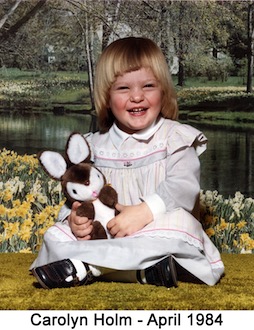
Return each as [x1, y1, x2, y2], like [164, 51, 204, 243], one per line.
[0, 113, 253, 197]
[194, 124, 253, 198]
[0, 112, 92, 154]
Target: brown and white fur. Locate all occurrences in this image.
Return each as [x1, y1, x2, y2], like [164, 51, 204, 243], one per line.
[38, 133, 118, 239]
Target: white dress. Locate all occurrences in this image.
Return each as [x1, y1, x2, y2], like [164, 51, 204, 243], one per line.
[30, 118, 225, 286]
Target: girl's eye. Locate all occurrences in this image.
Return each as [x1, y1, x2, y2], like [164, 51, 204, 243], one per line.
[117, 86, 129, 90]
[144, 83, 155, 88]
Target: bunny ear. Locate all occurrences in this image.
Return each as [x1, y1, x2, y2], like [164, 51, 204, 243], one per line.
[39, 151, 67, 180]
[66, 133, 91, 164]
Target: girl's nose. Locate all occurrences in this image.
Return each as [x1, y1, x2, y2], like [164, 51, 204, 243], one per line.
[130, 88, 144, 102]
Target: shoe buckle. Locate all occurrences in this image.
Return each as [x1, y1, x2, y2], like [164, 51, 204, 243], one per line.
[85, 270, 94, 284]
[72, 274, 80, 286]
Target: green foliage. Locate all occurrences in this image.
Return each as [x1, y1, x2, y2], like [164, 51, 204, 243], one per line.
[185, 54, 234, 82]
[200, 191, 254, 253]
[0, 149, 65, 253]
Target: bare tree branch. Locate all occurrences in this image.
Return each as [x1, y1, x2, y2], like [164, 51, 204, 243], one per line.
[0, 0, 47, 42]
[0, 0, 22, 30]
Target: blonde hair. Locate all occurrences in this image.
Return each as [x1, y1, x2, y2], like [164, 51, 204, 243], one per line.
[94, 37, 178, 133]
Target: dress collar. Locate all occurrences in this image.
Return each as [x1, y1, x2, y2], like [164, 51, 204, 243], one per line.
[109, 117, 165, 150]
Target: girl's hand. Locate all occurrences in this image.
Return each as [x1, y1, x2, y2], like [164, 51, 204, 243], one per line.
[107, 202, 153, 238]
[68, 201, 93, 240]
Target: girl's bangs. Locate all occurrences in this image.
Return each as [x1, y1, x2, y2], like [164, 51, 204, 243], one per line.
[112, 49, 152, 78]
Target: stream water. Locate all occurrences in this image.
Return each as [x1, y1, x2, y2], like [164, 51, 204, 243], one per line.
[0, 112, 253, 198]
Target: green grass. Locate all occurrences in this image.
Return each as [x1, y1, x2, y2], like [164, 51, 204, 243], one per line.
[0, 68, 90, 112]
[52, 88, 85, 103]
[172, 76, 246, 88]
[0, 253, 253, 310]
[1, 68, 254, 122]
[180, 110, 254, 131]
[0, 67, 87, 80]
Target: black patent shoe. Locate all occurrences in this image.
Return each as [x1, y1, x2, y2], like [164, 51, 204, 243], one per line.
[32, 259, 94, 289]
[137, 256, 178, 288]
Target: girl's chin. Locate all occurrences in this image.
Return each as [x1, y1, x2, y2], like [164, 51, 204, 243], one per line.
[117, 123, 150, 134]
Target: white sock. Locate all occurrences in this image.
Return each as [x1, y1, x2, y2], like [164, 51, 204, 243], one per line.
[139, 270, 147, 284]
[65, 259, 102, 282]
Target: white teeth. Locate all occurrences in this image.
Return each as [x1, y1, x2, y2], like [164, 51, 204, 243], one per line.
[129, 108, 145, 112]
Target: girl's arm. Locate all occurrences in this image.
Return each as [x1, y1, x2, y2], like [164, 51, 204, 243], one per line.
[155, 146, 201, 213]
[107, 202, 153, 237]
[107, 146, 201, 238]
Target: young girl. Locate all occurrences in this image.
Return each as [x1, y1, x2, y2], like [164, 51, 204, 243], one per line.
[30, 37, 224, 289]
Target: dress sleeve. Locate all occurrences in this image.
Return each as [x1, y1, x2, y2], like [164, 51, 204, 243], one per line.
[167, 124, 207, 156]
[83, 132, 95, 162]
[142, 124, 207, 215]
[57, 204, 71, 222]
[157, 146, 201, 213]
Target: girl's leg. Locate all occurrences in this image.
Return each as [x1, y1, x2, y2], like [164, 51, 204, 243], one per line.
[32, 222, 106, 288]
[31, 227, 223, 287]
[174, 261, 204, 284]
[99, 256, 178, 288]
[32, 255, 179, 289]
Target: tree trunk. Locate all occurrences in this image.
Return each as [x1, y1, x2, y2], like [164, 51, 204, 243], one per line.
[85, 12, 94, 109]
[247, 1, 254, 93]
[177, 2, 185, 86]
[0, 0, 22, 30]
[101, 0, 122, 50]
[0, 0, 47, 43]
[178, 58, 185, 86]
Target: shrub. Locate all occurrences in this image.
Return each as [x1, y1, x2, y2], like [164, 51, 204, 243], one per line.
[200, 190, 254, 253]
[0, 149, 65, 253]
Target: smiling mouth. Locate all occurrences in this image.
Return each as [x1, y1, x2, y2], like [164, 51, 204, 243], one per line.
[127, 108, 147, 114]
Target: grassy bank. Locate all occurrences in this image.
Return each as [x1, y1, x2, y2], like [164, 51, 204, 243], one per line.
[1, 68, 254, 127]
[0, 68, 90, 113]
[175, 77, 254, 128]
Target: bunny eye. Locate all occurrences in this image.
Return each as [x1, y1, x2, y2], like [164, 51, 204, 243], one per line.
[72, 189, 77, 194]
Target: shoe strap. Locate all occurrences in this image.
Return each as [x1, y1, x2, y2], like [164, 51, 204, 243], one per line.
[81, 262, 94, 285]
[136, 270, 144, 284]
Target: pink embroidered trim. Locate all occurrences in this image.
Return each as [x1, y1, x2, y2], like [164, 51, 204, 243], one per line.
[132, 227, 204, 244]
[53, 224, 76, 241]
[95, 148, 166, 162]
[209, 259, 223, 265]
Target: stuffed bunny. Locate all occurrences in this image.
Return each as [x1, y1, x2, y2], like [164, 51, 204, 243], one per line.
[38, 132, 118, 239]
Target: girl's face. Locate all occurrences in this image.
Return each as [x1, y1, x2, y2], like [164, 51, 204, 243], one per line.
[109, 67, 162, 134]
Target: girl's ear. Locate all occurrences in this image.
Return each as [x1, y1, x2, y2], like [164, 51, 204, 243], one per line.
[66, 133, 91, 164]
[39, 151, 67, 180]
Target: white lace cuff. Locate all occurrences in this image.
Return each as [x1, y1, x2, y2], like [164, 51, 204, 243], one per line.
[141, 193, 167, 217]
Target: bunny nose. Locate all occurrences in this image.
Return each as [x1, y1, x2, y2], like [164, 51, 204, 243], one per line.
[84, 180, 90, 186]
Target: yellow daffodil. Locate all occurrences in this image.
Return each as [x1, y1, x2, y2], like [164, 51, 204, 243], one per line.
[205, 228, 215, 237]
[237, 220, 247, 229]
[218, 218, 229, 231]
[19, 248, 32, 254]
[0, 204, 7, 216]
[3, 221, 20, 239]
[3, 189, 13, 202]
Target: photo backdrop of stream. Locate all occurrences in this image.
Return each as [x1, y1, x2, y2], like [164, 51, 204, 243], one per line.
[0, 112, 253, 198]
